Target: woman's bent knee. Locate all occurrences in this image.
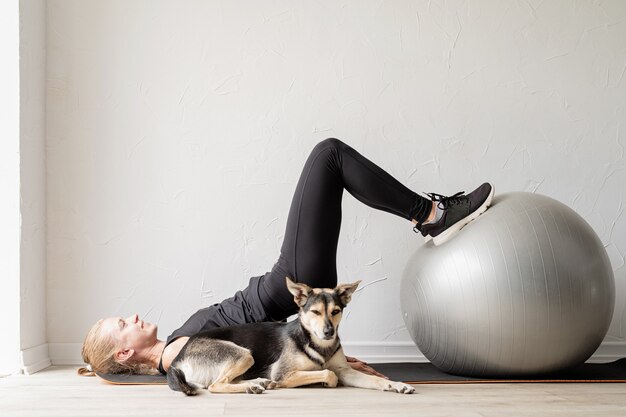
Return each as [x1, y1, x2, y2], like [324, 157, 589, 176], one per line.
[315, 138, 344, 150]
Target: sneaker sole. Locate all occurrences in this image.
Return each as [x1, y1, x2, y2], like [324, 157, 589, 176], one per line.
[427, 184, 495, 246]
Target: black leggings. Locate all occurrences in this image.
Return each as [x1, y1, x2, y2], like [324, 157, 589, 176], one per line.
[257, 138, 430, 320]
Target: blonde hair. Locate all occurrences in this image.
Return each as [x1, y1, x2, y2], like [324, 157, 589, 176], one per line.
[77, 319, 160, 376]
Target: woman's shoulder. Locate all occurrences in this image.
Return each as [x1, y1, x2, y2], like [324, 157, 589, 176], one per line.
[161, 336, 190, 372]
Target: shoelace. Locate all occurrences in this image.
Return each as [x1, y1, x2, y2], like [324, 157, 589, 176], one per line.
[412, 191, 467, 234]
[425, 191, 467, 210]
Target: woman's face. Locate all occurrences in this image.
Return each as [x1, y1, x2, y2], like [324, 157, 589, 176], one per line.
[102, 313, 158, 353]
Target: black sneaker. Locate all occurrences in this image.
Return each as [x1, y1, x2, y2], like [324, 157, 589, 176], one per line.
[414, 183, 495, 246]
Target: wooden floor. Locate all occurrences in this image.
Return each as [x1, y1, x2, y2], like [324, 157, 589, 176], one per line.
[1, 366, 626, 416]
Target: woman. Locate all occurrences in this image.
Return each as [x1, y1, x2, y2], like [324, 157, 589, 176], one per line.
[78, 138, 494, 378]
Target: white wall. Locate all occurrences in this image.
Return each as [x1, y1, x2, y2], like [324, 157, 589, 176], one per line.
[1, 0, 49, 377]
[20, 0, 50, 374]
[45, 0, 626, 363]
[0, 0, 22, 377]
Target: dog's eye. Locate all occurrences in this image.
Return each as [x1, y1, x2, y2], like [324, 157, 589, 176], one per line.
[311, 310, 321, 316]
[331, 309, 341, 316]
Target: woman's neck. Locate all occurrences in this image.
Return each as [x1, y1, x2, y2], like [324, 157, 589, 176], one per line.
[145, 339, 167, 369]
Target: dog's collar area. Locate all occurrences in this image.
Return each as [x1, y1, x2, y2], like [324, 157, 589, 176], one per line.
[306, 339, 341, 363]
[303, 344, 326, 366]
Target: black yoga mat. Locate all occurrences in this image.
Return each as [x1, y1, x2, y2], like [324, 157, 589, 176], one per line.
[95, 358, 626, 385]
[371, 359, 626, 384]
[96, 372, 169, 385]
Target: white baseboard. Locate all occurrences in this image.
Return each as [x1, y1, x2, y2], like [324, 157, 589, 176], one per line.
[21, 343, 52, 375]
[586, 341, 626, 363]
[341, 341, 428, 363]
[48, 340, 626, 367]
[344, 341, 626, 363]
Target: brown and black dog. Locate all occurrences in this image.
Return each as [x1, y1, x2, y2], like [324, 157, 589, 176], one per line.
[167, 277, 415, 395]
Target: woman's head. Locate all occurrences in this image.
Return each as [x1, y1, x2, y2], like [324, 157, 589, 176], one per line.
[78, 313, 160, 376]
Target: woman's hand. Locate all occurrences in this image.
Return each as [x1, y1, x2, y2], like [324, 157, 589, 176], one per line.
[345, 356, 389, 379]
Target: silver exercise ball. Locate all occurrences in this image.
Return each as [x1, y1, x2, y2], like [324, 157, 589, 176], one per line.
[400, 192, 615, 377]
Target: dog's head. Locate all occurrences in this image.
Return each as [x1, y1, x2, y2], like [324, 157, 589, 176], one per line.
[286, 277, 361, 342]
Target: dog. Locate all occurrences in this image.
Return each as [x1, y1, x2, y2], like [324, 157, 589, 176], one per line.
[167, 277, 415, 395]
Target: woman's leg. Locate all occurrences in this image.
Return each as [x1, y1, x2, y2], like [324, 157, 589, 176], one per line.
[258, 138, 431, 319]
[281, 138, 431, 281]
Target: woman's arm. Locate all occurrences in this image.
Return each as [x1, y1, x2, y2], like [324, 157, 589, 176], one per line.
[345, 356, 389, 379]
[160, 337, 190, 372]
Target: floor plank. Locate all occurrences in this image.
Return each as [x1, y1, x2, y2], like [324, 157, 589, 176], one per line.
[1, 366, 625, 417]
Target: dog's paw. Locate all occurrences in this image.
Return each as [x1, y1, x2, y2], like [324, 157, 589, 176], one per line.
[322, 370, 338, 388]
[384, 381, 415, 394]
[246, 383, 266, 394]
[255, 378, 276, 390]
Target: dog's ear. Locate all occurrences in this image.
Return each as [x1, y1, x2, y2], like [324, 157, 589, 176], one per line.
[286, 276, 312, 307]
[335, 280, 361, 306]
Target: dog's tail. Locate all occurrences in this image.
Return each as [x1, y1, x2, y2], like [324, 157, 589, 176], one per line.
[167, 365, 198, 396]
